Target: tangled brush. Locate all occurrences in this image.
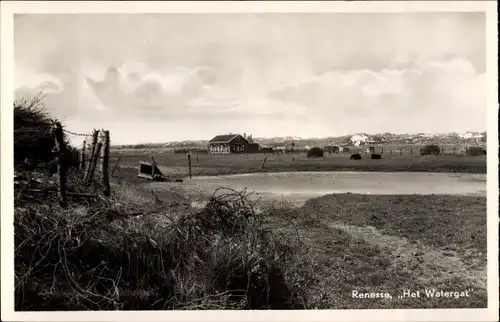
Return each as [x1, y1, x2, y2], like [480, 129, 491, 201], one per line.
[15, 187, 307, 310]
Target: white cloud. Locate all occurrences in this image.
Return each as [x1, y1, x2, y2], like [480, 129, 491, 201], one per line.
[271, 58, 485, 134]
[13, 13, 486, 142]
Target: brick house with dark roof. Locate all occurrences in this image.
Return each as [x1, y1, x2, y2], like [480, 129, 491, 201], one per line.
[208, 133, 259, 154]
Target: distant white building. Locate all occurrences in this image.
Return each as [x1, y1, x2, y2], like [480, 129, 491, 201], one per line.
[350, 134, 370, 147]
[459, 130, 484, 143]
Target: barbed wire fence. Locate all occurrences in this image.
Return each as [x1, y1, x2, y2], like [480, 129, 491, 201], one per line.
[16, 122, 113, 207]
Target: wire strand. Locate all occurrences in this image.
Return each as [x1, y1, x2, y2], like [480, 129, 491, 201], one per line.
[62, 129, 93, 137]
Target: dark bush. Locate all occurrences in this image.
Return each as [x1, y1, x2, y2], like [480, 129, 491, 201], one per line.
[14, 95, 56, 167]
[14, 95, 80, 172]
[307, 147, 324, 158]
[371, 153, 382, 159]
[421, 144, 441, 156]
[350, 153, 362, 160]
[466, 146, 487, 156]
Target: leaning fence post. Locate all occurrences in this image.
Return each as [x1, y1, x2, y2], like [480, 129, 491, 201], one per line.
[87, 141, 102, 184]
[54, 122, 67, 207]
[101, 130, 110, 197]
[151, 156, 156, 177]
[187, 153, 192, 179]
[84, 129, 99, 181]
[80, 140, 87, 172]
[261, 154, 270, 169]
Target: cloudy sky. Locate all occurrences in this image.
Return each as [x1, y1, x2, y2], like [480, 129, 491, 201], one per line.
[14, 13, 486, 145]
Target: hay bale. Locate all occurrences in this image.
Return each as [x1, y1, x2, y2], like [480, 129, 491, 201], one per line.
[371, 153, 382, 159]
[350, 153, 362, 160]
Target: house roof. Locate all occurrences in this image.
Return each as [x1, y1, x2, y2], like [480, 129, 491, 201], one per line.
[209, 134, 248, 144]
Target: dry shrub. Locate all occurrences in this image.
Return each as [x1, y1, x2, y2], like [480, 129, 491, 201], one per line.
[14, 94, 56, 167]
[421, 144, 441, 155]
[14, 94, 80, 171]
[371, 154, 382, 159]
[350, 153, 362, 160]
[15, 187, 307, 310]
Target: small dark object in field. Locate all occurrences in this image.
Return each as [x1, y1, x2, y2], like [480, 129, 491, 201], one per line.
[175, 178, 183, 182]
[350, 153, 362, 160]
[307, 146, 324, 158]
[371, 153, 382, 159]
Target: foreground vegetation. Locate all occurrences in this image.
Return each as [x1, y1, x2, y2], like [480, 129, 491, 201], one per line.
[13, 97, 488, 310]
[15, 184, 311, 310]
[15, 180, 488, 310]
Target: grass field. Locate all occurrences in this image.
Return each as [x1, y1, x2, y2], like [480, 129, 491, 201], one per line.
[277, 194, 487, 309]
[14, 148, 488, 310]
[110, 148, 486, 180]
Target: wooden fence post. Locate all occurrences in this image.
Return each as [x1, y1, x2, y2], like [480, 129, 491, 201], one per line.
[87, 142, 102, 184]
[262, 154, 270, 169]
[151, 156, 156, 178]
[390, 149, 392, 156]
[84, 129, 99, 181]
[410, 147, 413, 155]
[101, 130, 110, 197]
[80, 140, 87, 172]
[381, 148, 384, 154]
[188, 153, 192, 179]
[54, 122, 67, 207]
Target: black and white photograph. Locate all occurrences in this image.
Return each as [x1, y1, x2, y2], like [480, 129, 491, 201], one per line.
[1, 1, 498, 321]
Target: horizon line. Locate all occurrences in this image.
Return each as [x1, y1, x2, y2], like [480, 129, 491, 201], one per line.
[109, 130, 487, 146]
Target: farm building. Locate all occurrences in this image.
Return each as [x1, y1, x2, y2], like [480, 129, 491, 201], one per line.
[324, 145, 340, 153]
[208, 133, 260, 154]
